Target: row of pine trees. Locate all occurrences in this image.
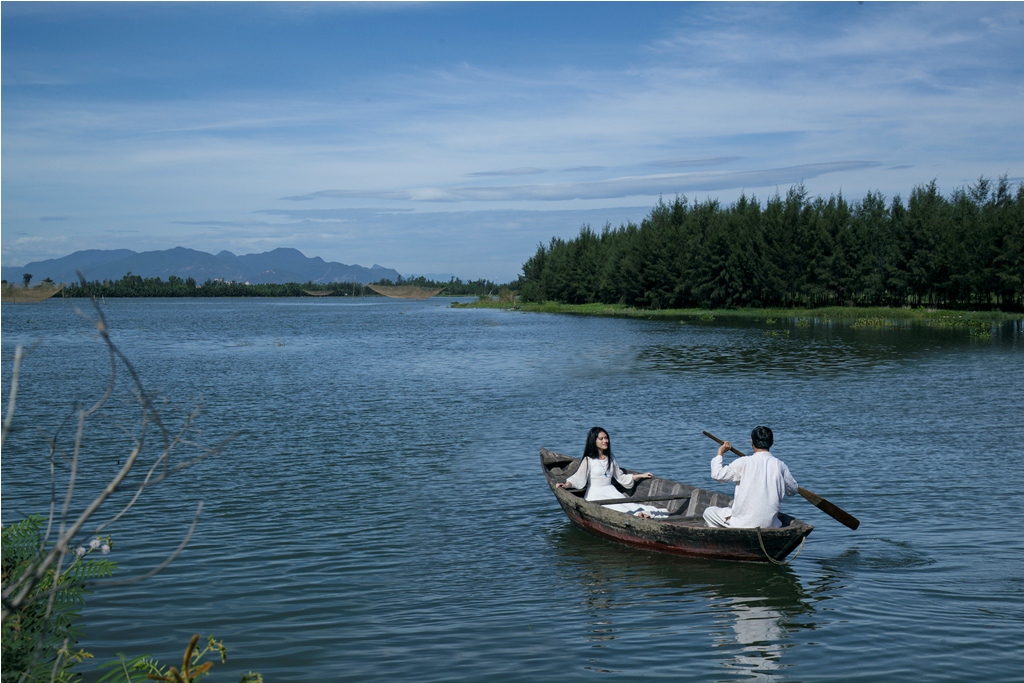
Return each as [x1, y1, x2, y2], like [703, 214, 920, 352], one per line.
[61, 274, 500, 298]
[517, 177, 1024, 310]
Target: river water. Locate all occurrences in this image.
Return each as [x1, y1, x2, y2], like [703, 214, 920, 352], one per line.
[2, 298, 1022, 682]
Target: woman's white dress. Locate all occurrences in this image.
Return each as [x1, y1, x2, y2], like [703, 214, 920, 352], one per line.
[564, 456, 669, 518]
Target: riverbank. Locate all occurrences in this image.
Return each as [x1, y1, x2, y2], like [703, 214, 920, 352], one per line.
[451, 298, 1023, 324]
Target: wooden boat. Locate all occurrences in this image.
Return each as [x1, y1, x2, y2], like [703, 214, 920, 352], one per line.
[541, 447, 813, 563]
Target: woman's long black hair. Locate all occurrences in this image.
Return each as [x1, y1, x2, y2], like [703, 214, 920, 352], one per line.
[583, 426, 617, 472]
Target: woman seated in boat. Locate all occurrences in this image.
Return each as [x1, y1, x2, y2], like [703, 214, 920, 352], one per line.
[555, 427, 668, 519]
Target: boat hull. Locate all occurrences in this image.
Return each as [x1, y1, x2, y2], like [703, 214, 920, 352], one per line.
[541, 448, 812, 563]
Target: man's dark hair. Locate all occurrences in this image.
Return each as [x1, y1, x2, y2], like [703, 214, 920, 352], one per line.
[751, 426, 774, 450]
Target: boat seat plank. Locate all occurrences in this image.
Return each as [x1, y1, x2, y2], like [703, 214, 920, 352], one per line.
[685, 488, 733, 517]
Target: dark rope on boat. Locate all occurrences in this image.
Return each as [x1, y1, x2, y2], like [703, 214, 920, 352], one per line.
[756, 526, 806, 565]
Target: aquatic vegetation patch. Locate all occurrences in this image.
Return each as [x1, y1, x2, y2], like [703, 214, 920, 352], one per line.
[928, 315, 991, 330]
[851, 316, 897, 329]
[925, 316, 996, 339]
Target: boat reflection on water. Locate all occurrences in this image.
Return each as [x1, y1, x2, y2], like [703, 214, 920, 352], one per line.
[552, 524, 816, 679]
[717, 598, 786, 680]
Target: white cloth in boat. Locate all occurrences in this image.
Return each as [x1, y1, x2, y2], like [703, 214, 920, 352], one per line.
[703, 451, 798, 528]
[564, 456, 669, 518]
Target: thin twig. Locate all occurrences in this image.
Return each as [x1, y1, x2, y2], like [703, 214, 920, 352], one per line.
[94, 410, 187, 533]
[42, 411, 77, 550]
[93, 502, 204, 587]
[57, 410, 87, 565]
[1, 345, 23, 449]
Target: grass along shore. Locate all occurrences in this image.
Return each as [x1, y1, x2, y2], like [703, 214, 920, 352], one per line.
[451, 298, 1023, 328]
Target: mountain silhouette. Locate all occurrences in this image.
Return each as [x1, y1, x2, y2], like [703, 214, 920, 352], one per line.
[3, 247, 401, 285]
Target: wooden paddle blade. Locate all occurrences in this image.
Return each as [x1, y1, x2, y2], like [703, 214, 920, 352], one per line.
[798, 487, 860, 530]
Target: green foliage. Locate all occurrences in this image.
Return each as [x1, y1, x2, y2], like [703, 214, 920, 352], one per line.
[851, 316, 894, 329]
[97, 654, 166, 683]
[96, 635, 262, 683]
[61, 274, 502, 299]
[497, 286, 518, 306]
[849, 316, 924, 331]
[3, 528, 259, 683]
[926, 315, 993, 334]
[2, 516, 116, 682]
[371, 275, 500, 296]
[519, 177, 1024, 311]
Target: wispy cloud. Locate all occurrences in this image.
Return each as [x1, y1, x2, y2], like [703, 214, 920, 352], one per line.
[563, 166, 608, 173]
[284, 162, 879, 203]
[647, 157, 742, 169]
[172, 219, 287, 228]
[256, 208, 414, 220]
[466, 167, 546, 177]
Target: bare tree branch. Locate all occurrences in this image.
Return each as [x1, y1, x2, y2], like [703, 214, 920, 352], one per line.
[2, 281, 232, 626]
[1, 345, 23, 449]
[94, 502, 204, 587]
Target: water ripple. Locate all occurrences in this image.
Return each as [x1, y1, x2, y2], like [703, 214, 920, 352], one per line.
[2, 299, 1022, 682]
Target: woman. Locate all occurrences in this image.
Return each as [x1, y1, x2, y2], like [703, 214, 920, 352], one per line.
[555, 427, 668, 518]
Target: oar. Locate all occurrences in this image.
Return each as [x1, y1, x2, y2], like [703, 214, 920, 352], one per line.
[701, 431, 860, 530]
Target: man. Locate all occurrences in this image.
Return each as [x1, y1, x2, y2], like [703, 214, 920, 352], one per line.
[703, 426, 799, 529]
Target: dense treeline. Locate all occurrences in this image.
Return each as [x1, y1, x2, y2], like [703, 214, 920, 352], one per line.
[517, 177, 1024, 311]
[56, 275, 500, 298]
[369, 276, 503, 296]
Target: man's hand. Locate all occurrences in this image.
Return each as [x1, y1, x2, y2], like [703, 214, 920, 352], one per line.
[717, 441, 732, 457]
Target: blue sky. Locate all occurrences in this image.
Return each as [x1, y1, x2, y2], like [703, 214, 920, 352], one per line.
[3, 2, 1023, 282]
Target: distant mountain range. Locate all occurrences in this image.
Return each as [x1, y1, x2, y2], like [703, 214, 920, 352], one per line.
[2, 248, 402, 285]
